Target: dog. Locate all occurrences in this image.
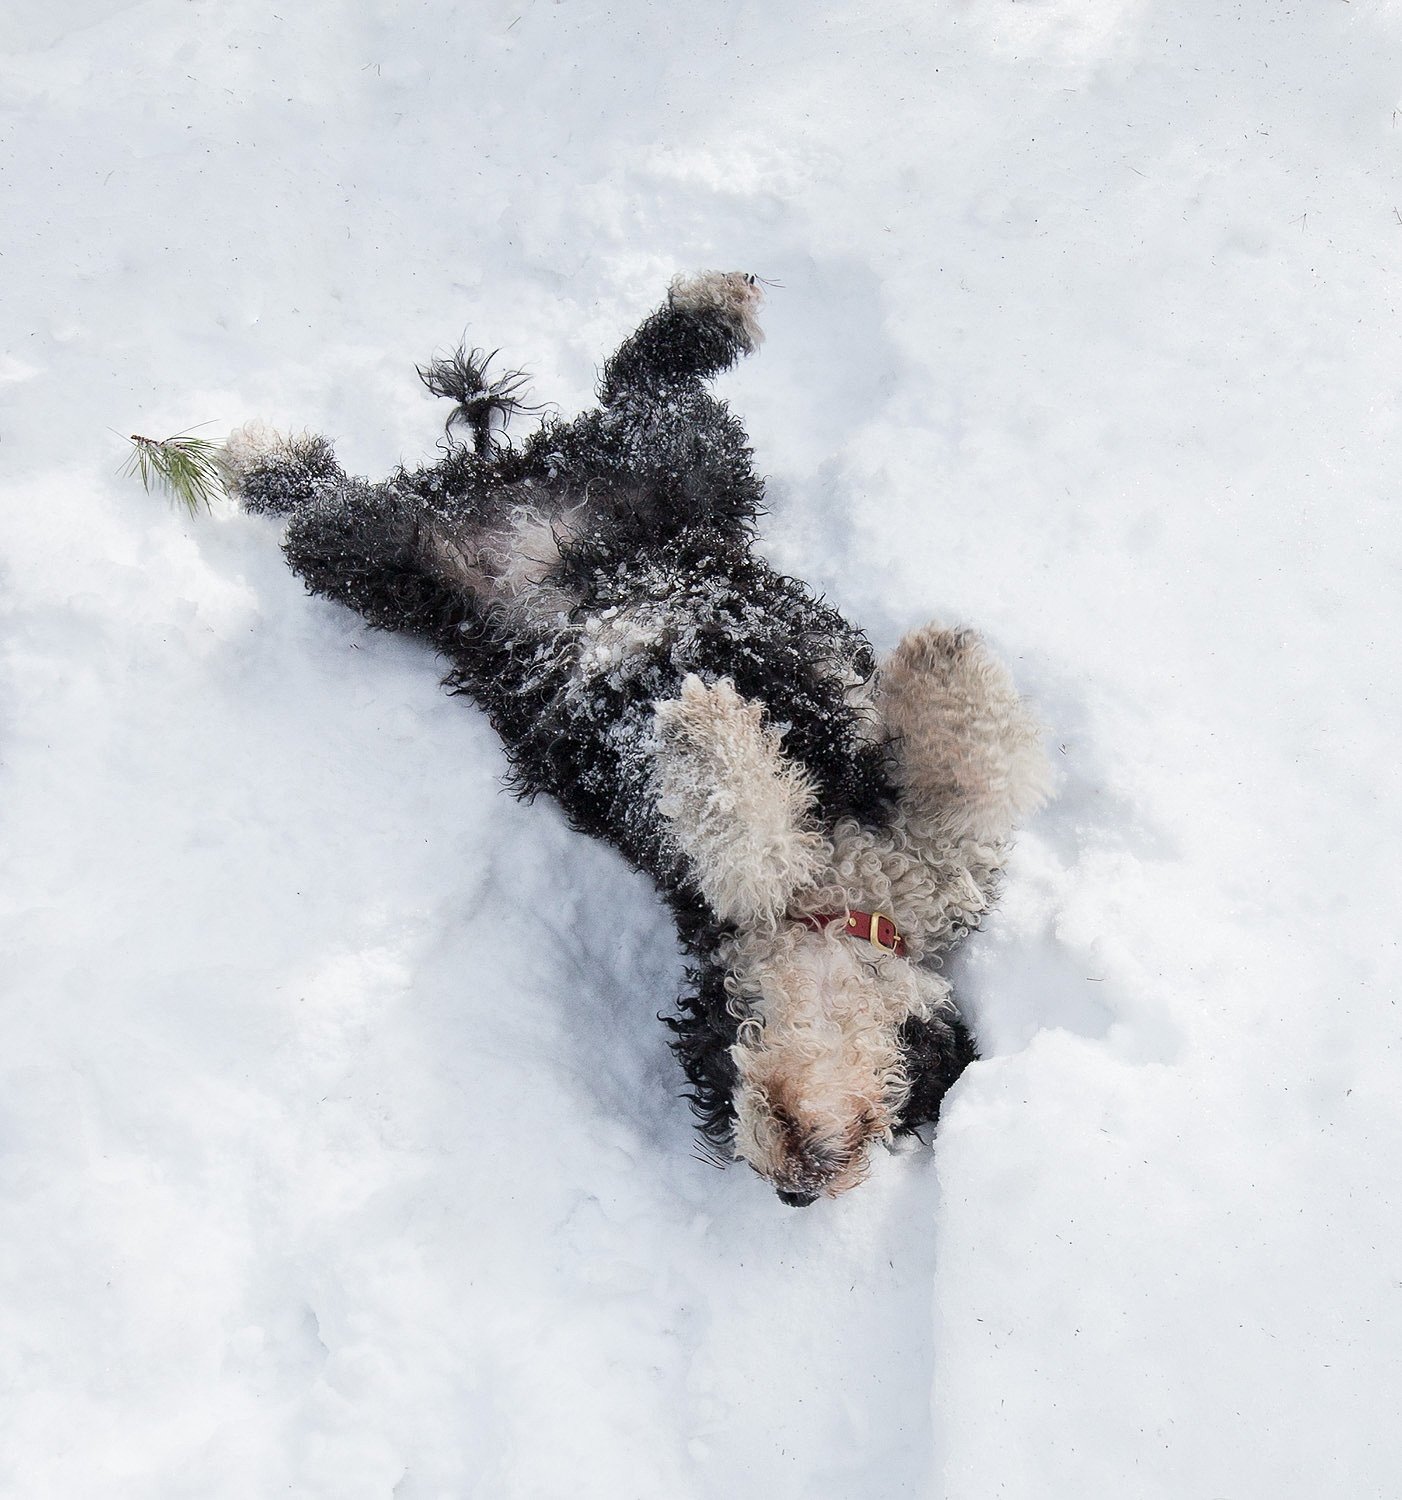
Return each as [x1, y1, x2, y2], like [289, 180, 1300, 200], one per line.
[222, 271, 1048, 1205]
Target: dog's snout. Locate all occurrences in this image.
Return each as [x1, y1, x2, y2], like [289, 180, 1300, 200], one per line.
[776, 1187, 819, 1208]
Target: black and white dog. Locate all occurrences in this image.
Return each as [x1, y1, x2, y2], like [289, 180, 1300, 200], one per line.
[225, 272, 1047, 1205]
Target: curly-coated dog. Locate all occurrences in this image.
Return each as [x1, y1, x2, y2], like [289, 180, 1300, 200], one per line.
[224, 272, 1048, 1205]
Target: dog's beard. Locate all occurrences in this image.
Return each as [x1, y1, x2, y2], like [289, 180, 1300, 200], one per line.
[727, 926, 946, 1201]
[733, 1049, 891, 1202]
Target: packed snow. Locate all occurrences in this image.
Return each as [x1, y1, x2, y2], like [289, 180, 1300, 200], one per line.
[3, 1, 1401, 1495]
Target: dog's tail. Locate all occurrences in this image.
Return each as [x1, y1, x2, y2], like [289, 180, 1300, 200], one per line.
[222, 422, 470, 646]
[416, 345, 539, 456]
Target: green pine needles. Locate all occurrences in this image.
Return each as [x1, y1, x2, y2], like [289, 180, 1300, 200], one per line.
[121, 429, 229, 514]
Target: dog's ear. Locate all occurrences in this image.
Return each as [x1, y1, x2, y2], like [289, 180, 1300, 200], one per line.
[894, 1004, 979, 1135]
[877, 624, 1049, 848]
[651, 675, 822, 929]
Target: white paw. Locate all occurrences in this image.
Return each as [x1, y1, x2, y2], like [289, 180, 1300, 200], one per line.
[651, 675, 818, 927]
[222, 419, 289, 482]
[668, 270, 765, 351]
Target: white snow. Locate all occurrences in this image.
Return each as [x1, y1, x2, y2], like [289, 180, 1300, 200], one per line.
[4, 1, 1402, 1495]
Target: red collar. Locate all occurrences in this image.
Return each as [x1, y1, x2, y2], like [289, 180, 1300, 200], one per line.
[800, 909, 907, 958]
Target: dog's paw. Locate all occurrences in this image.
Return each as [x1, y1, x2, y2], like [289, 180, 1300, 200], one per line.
[222, 420, 289, 486]
[222, 422, 342, 517]
[879, 624, 1051, 841]
[668, 270, 765, 352]
[652, 674, 819, 927]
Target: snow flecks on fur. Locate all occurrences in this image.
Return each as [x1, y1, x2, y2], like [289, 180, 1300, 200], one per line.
[652, 675, 823, 928]
[223, 423, 347, 517]
[574, 602, 671, 683]
[427, 501, 581, 628]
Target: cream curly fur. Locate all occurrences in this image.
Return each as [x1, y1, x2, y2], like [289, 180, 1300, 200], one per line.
[651, 675, 823, 928]
[724, 923, 957, 1199]
[668, 271, 766, 353]
[651, 624, 1047, 1196]
[423, 501, 582, 627]
[222, 419, 290, 481]
[879, 623, 1050, 847]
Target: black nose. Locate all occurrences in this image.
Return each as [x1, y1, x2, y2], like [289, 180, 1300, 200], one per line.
[776, 1188, 819, 1208]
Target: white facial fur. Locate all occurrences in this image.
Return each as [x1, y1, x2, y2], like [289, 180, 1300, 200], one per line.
[725, 924, 953, 1200]
[668, 271, 766, 353]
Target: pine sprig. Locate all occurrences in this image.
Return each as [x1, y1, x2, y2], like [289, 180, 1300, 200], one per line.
[121, 429, 229, 514]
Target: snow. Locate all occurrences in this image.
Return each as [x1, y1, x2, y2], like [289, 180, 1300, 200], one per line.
[4, 1, 1402, 1495]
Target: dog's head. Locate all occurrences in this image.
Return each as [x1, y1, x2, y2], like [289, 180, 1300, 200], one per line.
[725, 923, 953, 1204]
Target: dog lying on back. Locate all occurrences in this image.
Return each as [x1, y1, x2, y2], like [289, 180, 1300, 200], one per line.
[224, 272, 1048, 1205]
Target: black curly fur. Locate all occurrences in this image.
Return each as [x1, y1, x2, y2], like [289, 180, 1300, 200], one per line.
[236, 433, 344, 518]
[233, 283, 976, 1159]
[895, 1010, 980, 1135]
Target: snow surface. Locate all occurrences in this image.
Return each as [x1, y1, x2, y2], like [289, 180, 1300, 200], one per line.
[4, 1, 1402, 1495]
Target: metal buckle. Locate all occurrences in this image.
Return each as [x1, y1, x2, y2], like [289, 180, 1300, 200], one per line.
[871, 911, 898, 952]
[848, 910, 897, 952]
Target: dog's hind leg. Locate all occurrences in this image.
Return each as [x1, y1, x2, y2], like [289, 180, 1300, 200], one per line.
[554, 273, 771, 538]
[598, 272, 765, 404]
[224, 423, 474, 644]
[223, 422, 347, 518]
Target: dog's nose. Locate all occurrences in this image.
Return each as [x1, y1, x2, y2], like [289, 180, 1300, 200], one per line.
[776, 1187, 819, 1208]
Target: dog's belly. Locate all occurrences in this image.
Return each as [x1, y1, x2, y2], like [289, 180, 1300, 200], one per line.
[446, 537, 896, 877]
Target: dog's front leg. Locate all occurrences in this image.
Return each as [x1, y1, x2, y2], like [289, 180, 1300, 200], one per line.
[650, 674, 822, 930]
[877, 625, 1050, 850]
